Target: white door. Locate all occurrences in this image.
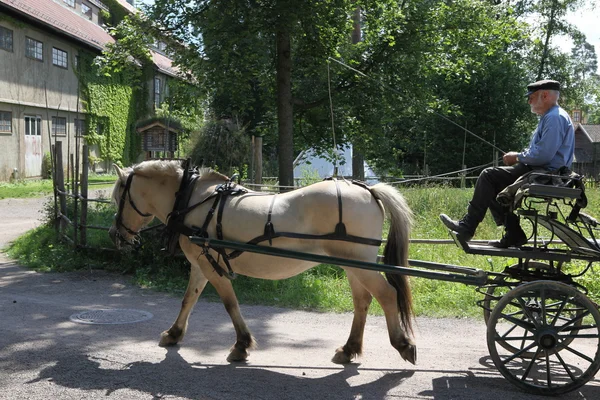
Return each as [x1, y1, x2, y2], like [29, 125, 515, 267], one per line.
[24, 115, 42, 177]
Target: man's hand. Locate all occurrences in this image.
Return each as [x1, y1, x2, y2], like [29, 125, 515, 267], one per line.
[503, 151, 519, 166]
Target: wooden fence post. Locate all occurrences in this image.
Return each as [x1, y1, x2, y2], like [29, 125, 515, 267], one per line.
[461, 164, 466, 189]
[70, 153, 78, 246]
[54, 142, 67, 234]
[80, 145, 89, 246]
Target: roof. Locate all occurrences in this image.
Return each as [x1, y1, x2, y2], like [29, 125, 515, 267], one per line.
[151, 50, 180, 78]
[575, 124, 600, 143]
[0, 0, 115, 50]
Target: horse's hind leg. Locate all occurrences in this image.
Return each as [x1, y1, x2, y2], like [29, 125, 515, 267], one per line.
[159, 263, 208, 346]
[332, 271, 373, 364]
[343, 268, 416, 365]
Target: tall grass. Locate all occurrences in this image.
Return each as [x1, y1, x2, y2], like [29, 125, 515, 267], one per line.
[6, 183, 600, 320]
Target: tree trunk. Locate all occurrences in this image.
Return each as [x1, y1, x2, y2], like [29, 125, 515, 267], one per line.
[351, 6, 365, 181]
[276, 30, 294, 190]
[537, 0, 558, 80]
[253, 135, 263, 184]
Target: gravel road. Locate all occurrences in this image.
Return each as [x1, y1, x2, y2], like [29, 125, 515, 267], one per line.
[0, 195, 599, 399]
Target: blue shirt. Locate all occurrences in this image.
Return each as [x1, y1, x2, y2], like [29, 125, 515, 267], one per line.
[518, 105, 574, 170]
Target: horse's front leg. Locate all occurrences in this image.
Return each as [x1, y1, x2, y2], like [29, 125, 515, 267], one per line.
[205, 269, 256, 362]
[159, 262, 208, 346]
[332, 270, 373, 363]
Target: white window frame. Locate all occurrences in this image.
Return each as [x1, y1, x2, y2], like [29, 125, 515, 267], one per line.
[0, 111, 12, 133]
[63, 0, 75, 7]
[25, 37, 43, 61]
[25, 115, 42, 136]
[52, 47, 68, 69]
[0, 26, 13, 52]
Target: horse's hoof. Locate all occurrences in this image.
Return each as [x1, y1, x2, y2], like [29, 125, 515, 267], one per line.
[159, 330, 180, 347]
[227, 347, 249, 362]
[331, 347, 353, 364]
[399, 343, 417, 365]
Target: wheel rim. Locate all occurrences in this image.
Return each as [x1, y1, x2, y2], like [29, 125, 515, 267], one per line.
[482, 262, 583, 358]
[487, 281, 600, 395]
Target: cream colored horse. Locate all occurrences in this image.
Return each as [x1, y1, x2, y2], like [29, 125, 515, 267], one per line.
[109, 160, 416, 364]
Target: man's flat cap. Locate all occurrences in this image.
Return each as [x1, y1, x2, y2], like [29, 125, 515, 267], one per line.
[525, 79, 561, 96]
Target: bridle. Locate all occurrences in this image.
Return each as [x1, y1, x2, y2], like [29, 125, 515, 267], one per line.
[115, 173, 152, 237]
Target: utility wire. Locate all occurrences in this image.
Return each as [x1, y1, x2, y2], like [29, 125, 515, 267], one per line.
[327, 57, 507, 154]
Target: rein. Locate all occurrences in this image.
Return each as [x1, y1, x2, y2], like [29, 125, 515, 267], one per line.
[115, 173, 152, 236]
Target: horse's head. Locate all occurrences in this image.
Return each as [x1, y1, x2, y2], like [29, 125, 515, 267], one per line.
[109, 164, 155, 249]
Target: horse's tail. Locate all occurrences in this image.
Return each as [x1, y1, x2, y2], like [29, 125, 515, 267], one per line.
[369, 183, 414, 336]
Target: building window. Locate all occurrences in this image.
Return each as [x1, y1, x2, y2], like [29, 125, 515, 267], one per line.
[74, 118, 86, 136]
[0, 26, 13, 52]
[573, 110, 581, 123]
[63, 0, 75, 7]
[154, 77, 161, 109]
[82, 3, 92, 20]
[25, 115, 42, 136]
[25, 37, 43, 61]
[0, 111, 11, 133]
[52, 48, 68, 69]
[52, 116, 67, 136]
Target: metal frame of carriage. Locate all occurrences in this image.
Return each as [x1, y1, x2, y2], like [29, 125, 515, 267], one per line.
[188, 174, 600, 396]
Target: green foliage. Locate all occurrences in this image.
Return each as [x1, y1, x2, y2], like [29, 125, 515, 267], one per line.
[7, 185, 600, 318]
[189, 118, 252, 176]
[41, 153, 52, 179]
[0, 180, 54, 199]
[77, 50, 150, 166]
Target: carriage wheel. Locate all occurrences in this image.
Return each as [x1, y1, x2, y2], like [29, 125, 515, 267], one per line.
[482, 262, 582, 358]
[487, 281, 600, 395]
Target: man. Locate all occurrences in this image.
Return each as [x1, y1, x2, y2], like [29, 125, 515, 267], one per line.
[439, 79, 574, 248]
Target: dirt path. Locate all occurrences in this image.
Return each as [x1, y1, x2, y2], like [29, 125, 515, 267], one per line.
[0, 195, 599, 399]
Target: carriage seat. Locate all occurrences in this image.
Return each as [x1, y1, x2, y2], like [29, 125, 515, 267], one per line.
[523, 183, 582, 200]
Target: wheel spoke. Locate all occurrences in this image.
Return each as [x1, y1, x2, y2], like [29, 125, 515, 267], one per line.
[559, 309, 591, 333]
[549, 297, 568, 327]
[541, 287, 548, 327]
[555, 350, 577, 382]
[556, 341, 595, 363]
[517, 295, 541, 329]
[501, 341, 538, 364]
[559, 333, 600, 339]
[501, 335, 536, 341]
[545, 350, 552, 388]
[498, 311, 536, 332]
[561, 324, 599, 333]
[521, 346, 543, 380]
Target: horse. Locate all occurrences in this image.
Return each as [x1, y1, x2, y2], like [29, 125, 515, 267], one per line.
[108, 159, 416, 364]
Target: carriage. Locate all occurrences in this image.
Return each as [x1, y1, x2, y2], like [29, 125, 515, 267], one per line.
[109, 159, 600, 396]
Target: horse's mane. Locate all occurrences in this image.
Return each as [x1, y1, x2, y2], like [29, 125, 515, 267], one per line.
[112, 160, 230, 204]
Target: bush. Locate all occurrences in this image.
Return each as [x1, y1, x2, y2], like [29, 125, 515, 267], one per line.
[41, 152, 53, 179]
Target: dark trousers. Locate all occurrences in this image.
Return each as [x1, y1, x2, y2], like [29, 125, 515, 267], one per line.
[468, 163, 533, 227]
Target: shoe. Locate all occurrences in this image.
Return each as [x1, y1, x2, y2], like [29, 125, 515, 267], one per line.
[439, 214, 474, 242]
[488, 229, 528, 248]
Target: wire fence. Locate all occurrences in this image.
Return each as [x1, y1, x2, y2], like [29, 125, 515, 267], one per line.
[49, 142, 501, 251]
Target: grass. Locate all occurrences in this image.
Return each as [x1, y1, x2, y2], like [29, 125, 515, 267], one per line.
[5, 183, 600, 320]
[0, 173, 117, 199]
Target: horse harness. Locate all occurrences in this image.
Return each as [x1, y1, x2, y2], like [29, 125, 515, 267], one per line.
[160, 161, 383, 280]
[115, 172, 153, 237]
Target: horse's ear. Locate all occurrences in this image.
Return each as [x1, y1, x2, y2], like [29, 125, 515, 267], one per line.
[113, 164, 125, 180]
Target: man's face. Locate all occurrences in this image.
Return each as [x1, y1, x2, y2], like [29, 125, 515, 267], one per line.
[528, 90, 545, 115]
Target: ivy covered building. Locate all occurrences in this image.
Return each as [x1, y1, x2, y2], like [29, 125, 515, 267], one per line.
[0, 0, 179, 181]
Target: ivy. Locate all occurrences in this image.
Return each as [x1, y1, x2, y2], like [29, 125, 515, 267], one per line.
[76, 50, 151, 166]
